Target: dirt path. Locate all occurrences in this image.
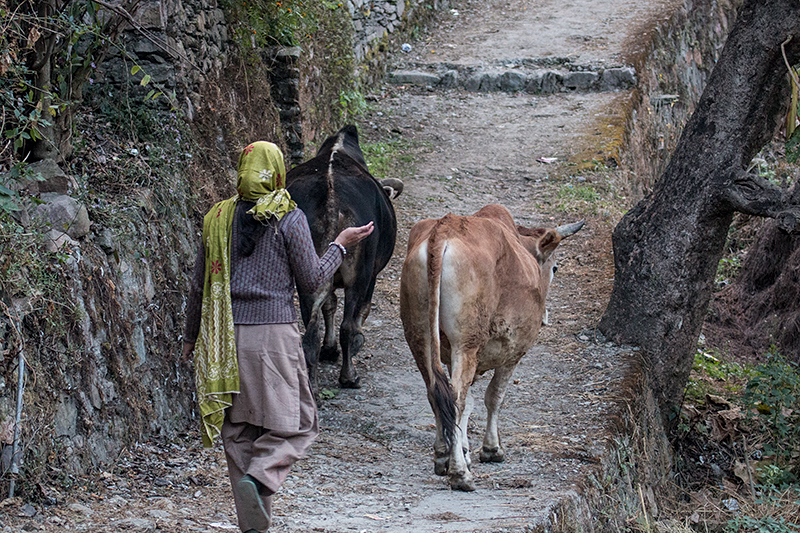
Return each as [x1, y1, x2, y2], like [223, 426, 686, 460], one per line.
[1, 1, 679, 531]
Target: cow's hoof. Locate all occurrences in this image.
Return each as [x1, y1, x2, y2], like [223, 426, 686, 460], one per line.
[320, 346, 340, 363]
[339, 375, 362, 389]
[449, 475, 476, 492]
[434, 457, 449, 476]
[479, 446, 505, 463]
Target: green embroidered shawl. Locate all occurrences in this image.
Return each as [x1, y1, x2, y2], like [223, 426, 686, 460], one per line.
[195, 198, 238, 448]
[194, 141, 296, 447]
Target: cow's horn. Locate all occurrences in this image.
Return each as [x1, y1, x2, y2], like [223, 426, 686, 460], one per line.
[556, 220, 585, 238]
[381, 178, 404, 199]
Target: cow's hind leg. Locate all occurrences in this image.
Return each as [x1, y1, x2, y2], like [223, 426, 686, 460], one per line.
[459, 389, 474, 469]
[337, 299, 369, 388]
[298, 287, 330, 398]
[337, 274, 375, 389]
[319, 291, 339, 363]
[479, 364, 515, 463]
[447, 352, 478, 492]
[433, 388, 472, 476]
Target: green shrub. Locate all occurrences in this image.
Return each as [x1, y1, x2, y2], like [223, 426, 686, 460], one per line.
[338, 89, 367, 121]
[725, 515, 799, 533]
[724, 487, 800, 533]
[361, 138, 414, 179]
[744, 351, 800, 477]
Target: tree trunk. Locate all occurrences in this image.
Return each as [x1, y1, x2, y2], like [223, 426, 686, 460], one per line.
[705, 183, 800, 362]
[29, 0, 58, 162]
[598, 0, 800, 421]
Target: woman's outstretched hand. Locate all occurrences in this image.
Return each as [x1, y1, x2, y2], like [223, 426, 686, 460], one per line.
[335, 221, 374, 249]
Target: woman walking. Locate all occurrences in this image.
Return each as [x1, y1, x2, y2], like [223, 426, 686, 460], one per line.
[182, 141, 373, 532]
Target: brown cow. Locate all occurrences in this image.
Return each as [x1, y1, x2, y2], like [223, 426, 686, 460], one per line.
[399, 204, 584, 491]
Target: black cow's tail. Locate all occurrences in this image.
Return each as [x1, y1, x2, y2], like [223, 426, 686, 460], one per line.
[426, 232, 457, 449]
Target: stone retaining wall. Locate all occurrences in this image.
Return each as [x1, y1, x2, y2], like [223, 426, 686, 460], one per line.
[348, 0, 454, 61]
[390, 64, 637, 93]
[623, 0, 741, 197]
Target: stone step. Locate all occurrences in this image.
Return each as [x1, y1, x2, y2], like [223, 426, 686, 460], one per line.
[388, 63, 636, 94]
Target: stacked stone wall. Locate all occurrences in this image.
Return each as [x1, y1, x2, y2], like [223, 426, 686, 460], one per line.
[623, 0, 741, 198]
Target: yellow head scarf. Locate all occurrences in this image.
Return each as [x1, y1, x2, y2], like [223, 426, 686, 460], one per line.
[237, 141, 296, 222]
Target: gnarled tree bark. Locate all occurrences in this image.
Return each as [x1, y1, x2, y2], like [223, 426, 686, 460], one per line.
[598, 0, 800, 422]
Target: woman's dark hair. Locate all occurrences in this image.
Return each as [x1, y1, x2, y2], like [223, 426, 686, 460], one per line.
[237, 201, 269, 257]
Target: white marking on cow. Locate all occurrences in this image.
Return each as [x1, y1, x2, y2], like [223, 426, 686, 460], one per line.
[327, 134, 345, 177]
[438, 242, 464, 342]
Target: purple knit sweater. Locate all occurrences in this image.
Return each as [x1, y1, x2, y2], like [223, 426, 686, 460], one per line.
[183, 205, 342, 344]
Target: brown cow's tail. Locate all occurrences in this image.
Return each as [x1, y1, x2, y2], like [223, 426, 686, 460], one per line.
[426, 232, 457, 448]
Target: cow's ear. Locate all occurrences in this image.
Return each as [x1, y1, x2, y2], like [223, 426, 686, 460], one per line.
[518, 226, 550, 261]
[537, 229, 562, 260]
[517, 226, 546, 239]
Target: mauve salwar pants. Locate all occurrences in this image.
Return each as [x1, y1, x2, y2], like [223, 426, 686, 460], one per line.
[222, 323, 318, 533]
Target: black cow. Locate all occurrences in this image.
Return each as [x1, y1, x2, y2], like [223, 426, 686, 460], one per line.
[286, 125, 402, 392]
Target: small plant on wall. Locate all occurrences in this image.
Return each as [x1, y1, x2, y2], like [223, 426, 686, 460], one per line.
[224, 0, 331, 50]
